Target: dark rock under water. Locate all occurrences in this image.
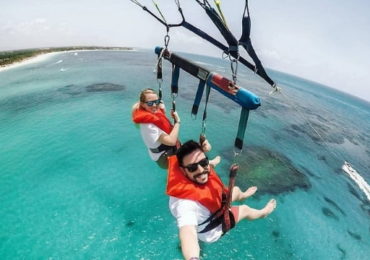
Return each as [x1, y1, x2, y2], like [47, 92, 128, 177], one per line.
[347, 230, 361, 241]
[272, 230, 280, 238]
[85, 83, 125, 92]
[126, 220, 135, 227]
[322, 207, 339, 220]
[324, 197, 346, 216]
[336, 244, 346, 259]
[222, 146, 311, 195]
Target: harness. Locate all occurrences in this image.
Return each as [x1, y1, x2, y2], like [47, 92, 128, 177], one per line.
[199, 164, 238, 234]
[150, 143, 177, 154]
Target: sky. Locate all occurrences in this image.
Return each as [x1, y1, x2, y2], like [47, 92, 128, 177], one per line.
[1, 0, 370, 102]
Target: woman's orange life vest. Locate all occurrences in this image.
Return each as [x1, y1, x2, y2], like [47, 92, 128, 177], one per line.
[132, 107, 173, 134]
[166, 155, 227, 213]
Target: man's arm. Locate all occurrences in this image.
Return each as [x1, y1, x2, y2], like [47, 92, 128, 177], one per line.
[179, 225, 200, 260]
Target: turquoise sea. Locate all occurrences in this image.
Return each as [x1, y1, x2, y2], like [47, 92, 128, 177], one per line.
[0, 50, 369, 259]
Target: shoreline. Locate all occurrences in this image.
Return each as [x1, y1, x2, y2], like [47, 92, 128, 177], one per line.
[0, 52, 60, 72]
[0, 47, 135, 72]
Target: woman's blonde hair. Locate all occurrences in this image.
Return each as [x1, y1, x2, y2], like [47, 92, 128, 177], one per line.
[139, 88, 157, 103]
[132, 88, 158, 111]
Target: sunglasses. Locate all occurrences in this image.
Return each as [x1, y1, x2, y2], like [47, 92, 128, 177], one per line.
[145, 99, 161, 106]
[183, 157, 209, 173]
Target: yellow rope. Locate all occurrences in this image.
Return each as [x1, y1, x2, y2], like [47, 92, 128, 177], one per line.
[152, 0, 167, 23]
[214, 0, 228, 29]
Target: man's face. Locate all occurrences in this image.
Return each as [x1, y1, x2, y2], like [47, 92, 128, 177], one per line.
[181, 149, 210, 185]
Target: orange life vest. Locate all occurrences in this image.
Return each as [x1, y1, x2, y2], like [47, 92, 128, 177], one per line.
[166, 155, 227, 213]
[132, 107, 173, 134]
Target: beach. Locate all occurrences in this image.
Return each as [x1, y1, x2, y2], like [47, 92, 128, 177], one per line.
[0, 52, 59, 72]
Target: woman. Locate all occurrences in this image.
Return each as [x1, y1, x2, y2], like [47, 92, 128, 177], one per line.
[132, 88, 181, 168]
[132, 88, 219, 169]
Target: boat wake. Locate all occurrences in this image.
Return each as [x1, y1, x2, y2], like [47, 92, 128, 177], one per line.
[342, 161, 370, 201]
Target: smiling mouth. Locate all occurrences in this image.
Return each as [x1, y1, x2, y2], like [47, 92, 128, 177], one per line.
[194, 172, 209, 179]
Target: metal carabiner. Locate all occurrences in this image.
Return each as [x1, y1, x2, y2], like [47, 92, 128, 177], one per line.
[230, 58, 239, 84]
[232, 147, 242, 164]
[164, 34, 170, 48]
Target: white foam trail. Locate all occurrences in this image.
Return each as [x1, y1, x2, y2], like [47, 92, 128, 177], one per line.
[342, 161, 370, 201]
[55, 59, 63, 64]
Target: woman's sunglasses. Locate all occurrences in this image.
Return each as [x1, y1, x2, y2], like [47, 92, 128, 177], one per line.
[145, 99, 161, 106]
[183, 157, 209, 173]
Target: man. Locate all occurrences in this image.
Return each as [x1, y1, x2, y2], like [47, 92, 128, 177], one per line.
[166, 140, 276, 260]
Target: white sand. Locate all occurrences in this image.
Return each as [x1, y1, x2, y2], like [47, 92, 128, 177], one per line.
[0, 52, 60, 72]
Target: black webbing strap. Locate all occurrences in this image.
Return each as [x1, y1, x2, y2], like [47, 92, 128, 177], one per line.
[157, 53, 163, 80]
[171, 64, 180, 95]
[171, 64, 180, 111]
[198, 193, 226, 233]
[156, 50, 163, 100]
[198, 165, 238, 234]
[222, 164, 238, 233]
[239, 0, 275, 86]
[167, 50, 209, 80]
[235, 108, 250, 150]
[201, 84, 211, 136]
[191, 80, 206, 116]
[182, 21, 227, 53]
[181, 20, 255, 71]
[181, 21, 272, 85]
[150, 143, 175, 153]
[202, 5, 239, 56]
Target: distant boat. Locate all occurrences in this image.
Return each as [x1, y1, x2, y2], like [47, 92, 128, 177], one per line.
[342, 161, 370, 201]
[74, 52, 78, 56]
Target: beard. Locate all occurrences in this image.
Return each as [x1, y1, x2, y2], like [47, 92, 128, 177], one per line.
[193, 170, 210, 184]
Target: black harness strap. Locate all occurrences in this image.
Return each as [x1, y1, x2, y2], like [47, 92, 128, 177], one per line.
[171, 64, 180, 111]
[156, 49, 164, 100]
[239, 0, 275, 86]
[162, 49, 210, 80]
[201, 4, 239, 56]
[150, 143, 176, 154]
[191, 79, 206, 116]
[198, 164, 239, 234]
[235, 108, 250, 151]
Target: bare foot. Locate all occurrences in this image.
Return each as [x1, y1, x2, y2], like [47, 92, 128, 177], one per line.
[209, 156, 221, 168]
[241, 186, 258, 199]
[202, 139, 212, 152]
[261, 199, 277, 218]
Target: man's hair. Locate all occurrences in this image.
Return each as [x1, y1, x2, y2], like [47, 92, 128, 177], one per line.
[176, 140, 203, 166]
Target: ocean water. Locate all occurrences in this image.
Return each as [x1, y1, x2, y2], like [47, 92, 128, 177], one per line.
[0, 50, 369, 259]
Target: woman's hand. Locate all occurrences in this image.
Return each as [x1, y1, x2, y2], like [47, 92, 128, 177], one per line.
[159, 101, 165, 111]
[171, 110, 181, 124]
